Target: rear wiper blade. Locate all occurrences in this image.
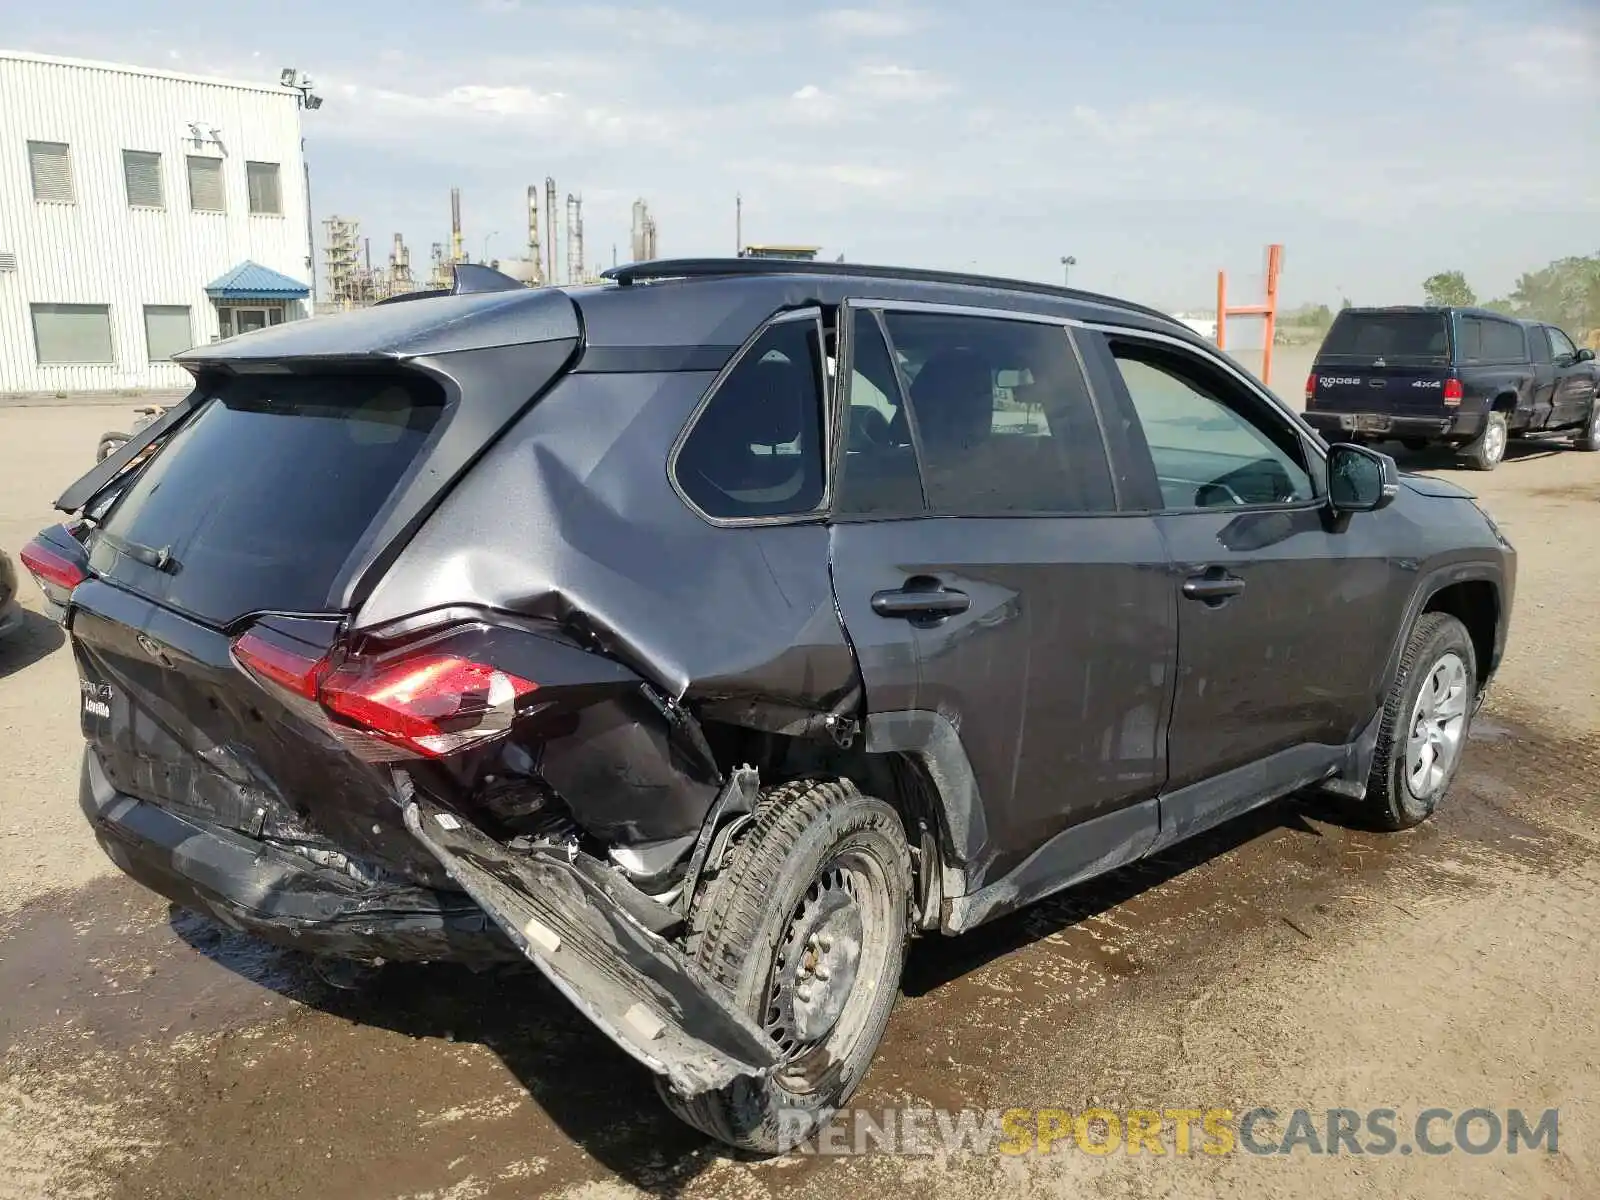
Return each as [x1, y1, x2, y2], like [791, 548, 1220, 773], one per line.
[96, 531, 180, 574]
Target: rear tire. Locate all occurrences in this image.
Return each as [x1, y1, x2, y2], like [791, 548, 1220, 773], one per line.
[1459, 412, 1507, 471]
[658, 778, 911, 1153]
[1362, 612, 1477, 831]
[1572, 396, 1600, 452]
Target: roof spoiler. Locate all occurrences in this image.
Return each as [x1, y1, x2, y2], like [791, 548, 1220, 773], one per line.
[376, 262, 529, 305]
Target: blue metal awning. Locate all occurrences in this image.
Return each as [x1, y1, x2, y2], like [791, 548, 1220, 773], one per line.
[205, 261, 310, 301]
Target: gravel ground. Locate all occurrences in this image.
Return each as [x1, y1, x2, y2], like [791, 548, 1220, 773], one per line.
[1, 401, 1597, 1200]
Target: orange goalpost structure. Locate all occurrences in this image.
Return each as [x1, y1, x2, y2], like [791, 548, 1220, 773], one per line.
[1215, 243, 1283, 386]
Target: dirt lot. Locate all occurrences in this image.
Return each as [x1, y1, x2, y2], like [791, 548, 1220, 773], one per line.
[2, 402, 1597, 1200]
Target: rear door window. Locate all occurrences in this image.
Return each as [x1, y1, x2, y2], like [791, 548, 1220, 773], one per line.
[1321, 312, 1450, 362]
[877, 311, 1114, 514]
[1527, 326, 1553, 364]
[673, 316, 826, 521]
[90, 371, 444, 624]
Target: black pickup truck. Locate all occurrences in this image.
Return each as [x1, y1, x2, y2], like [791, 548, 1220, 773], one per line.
[1303, 306, 1600, 469]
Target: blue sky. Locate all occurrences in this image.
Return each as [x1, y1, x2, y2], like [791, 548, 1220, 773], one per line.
[5, 0, 1597, 309]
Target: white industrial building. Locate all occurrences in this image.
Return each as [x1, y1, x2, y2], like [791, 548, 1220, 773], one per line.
[0, 50, 313, 394]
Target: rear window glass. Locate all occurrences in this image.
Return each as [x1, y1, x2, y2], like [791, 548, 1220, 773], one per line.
[90, 372, 444, 624]
[1321, 312, 1450, 362]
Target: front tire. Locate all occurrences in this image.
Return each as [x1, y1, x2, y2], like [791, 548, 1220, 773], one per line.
[1363, 612, 1477, 830]
[1460, 412, 1507, 471]
[1572, 396, 1600, 452]
[659, 778, 911, 1153]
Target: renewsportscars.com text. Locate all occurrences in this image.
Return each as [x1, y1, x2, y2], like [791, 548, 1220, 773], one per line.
[780, 1106, 1560, 1157]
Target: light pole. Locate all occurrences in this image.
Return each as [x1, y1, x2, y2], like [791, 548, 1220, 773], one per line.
[280, 69, 323, 307]
[482, 232, 499, 264]
[1060, 255, 1077, 286]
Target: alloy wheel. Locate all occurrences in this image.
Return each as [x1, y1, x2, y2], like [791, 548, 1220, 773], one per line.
[1405, 651, 1469, 797]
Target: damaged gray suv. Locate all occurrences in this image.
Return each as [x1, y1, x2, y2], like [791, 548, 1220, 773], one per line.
[29, 259, 1515, 1151]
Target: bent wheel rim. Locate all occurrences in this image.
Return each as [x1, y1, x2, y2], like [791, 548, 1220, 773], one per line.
[1405, 651, 1469, 798]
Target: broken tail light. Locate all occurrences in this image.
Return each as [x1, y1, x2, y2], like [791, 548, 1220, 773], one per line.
[19, 537, 88, 593]
[1304, 372, 1316, 404]
[233, 627, 538, 758]
[1443, 378, 1464, 407]
[321, 653, 538, 756]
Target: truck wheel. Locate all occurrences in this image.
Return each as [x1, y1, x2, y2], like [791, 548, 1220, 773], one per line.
[659, 778, 911, 1153]
[1572, 396, 1600, 452]
[1362, 612, 1477, 831]
[1459, 412, 1507, 471]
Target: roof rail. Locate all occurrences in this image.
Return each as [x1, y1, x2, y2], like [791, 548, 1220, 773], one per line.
[600, 258, 1180, 328]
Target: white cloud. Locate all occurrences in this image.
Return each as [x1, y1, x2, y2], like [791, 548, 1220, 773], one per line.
[849, 63, 949, 101]
[817, 8, 922, 38]
[820, 163, 907, 189]
[443, 85, 566, 117]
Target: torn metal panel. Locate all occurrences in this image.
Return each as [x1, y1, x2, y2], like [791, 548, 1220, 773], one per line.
[356, 370, 859, 724]
[403, 790, 781, 1097]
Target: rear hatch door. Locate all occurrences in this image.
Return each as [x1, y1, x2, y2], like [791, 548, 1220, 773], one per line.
[1313, 311, 1453, 419]
[67, 320, 577, 876]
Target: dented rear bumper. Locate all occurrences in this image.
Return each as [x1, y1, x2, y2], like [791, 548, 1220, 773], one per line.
[404, 790, 782, 1098]
[80, 750, 519, 965]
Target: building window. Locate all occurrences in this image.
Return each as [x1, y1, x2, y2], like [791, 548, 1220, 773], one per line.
[246, 161, 282, 215]
[144, 306, 193, 362]
[122, 150, 164, 208]
[187, 155, 225, 212]
[27, 141, 75, 203]
[31, 304, 114, 364]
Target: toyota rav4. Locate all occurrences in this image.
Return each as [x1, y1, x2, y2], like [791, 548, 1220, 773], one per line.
[26, 259, 1516, 1152]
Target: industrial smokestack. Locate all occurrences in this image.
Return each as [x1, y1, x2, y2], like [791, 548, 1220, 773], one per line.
[450, 187, 463, 264]
[527, 184, 543, 285]
[544, 177, 557, 286]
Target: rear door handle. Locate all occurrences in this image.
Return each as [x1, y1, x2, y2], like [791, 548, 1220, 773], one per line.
[871, 582, 970, 620]
[1182, 568, 1246, 606]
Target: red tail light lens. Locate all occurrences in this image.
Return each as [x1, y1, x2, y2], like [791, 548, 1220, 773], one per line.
[1443, 378, 1464, 406]
[1304, 372, 1316, 403]
[19, 538, 87, 592]
[233, 629, 327, 700]
[234, 626, 539, 758]
[321, 654, 537, 756]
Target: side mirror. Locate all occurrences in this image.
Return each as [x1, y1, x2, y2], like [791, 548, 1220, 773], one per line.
[1327, 443, 1400, 514]
[1577, 347, 1596, 363]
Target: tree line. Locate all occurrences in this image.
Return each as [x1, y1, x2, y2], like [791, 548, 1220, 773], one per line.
[1423, 253, 1600, 336]
[1277, 252, 1600, 341]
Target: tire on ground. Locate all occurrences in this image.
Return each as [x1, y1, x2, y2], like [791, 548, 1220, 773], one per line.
[1362, 611, 1478, 831]
[96, 433, 128, 462]
[659, 777, 912, 1153]
[1459, 411, 1508, 471]
[1572, 396, 1600, 452]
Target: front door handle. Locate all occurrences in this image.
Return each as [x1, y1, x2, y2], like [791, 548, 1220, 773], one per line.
[871, 581, 971, 620]
[1182, 568, 1246, 606]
